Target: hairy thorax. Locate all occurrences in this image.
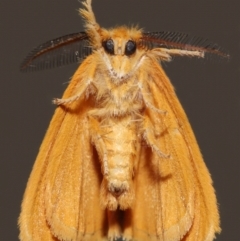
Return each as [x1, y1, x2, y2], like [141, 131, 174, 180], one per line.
[89, 63, 144, 118]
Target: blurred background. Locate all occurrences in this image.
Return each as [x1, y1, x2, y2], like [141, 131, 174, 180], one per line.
[1, 0, 239, 240]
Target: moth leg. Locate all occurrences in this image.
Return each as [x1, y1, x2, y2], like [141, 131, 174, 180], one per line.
[53, 63, 97, 105]
[107, 210, 122, 241]
[88, 116, 109, 176]
[122, 209, 133, 241]
[156, 47, 204, 58]
[143, 116, 169, 158]
[146, 48, 172, 61]
[138, 81, 166, 114]
[52, 79, 93, 105]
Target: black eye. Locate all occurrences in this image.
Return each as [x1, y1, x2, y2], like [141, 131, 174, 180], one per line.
[125, 40, 136, 56]
[102, 39, 114, 55]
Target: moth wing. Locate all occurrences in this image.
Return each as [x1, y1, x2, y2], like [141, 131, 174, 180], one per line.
[129, 62, 220, 241]
[19, 61, 107, 241]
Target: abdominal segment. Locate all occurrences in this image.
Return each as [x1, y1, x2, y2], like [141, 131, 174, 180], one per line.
[90, 115, 141, 211]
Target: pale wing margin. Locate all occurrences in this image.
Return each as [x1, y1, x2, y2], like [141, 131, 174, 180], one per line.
[19, 57, 107, 241]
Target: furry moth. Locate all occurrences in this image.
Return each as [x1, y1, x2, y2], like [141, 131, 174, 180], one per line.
[19, 0, 228, 240]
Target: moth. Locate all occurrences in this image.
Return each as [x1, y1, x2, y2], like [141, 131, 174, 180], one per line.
[19, 0, 228, 240]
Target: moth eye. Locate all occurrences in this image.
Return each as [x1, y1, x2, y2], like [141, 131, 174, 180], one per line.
[102, 39, 114, 55]
[125, 40, 136, 56]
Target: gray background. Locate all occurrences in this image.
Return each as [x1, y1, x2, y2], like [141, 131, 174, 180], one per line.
[1, 0, 239, 240]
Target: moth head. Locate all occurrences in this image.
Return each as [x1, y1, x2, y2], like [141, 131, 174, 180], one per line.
[80, 0, 146, 80]
[100, 27, 146, 80]
[102, 33, 138, 57]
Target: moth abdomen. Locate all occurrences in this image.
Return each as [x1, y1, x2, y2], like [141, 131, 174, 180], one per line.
[91, 115, 140, 210]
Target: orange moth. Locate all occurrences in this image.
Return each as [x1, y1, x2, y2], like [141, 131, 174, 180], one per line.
[19, 0, 228, 240]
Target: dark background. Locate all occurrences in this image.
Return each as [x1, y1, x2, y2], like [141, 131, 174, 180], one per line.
[1, 0, 239, 240]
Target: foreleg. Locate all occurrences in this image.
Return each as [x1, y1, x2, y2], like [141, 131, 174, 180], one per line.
[142, 116, 169, 159]
[53, 63, 97, 105]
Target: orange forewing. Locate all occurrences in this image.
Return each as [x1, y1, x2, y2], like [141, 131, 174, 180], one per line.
[125, 61, 220, 241]
[19, 57, 108, 241]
